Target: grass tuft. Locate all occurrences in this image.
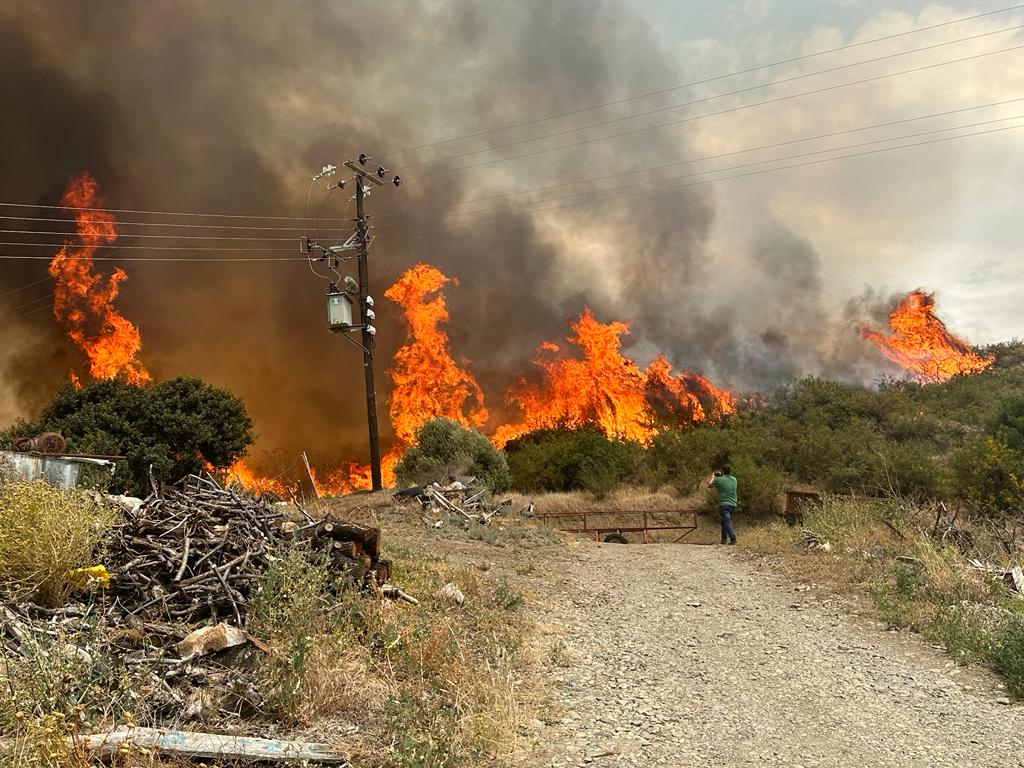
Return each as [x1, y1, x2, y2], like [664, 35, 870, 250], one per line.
[0, 481, 115, 607]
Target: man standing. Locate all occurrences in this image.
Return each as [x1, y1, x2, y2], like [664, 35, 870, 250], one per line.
[707, 465, 738, 545]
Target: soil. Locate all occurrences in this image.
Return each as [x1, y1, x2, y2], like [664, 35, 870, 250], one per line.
[376, 506, 1024, 767]
[523, 540, 1024, 768]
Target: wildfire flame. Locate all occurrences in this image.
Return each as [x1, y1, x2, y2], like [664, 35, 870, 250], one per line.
[222, 459, 289, 497]
[312, 263, 489, 493]
[493, 308, 734, 448]
[49, 172, 150, 385]
[859, 290, 993, 383]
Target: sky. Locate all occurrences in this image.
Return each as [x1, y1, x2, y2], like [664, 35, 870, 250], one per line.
[631, 0, 1024, 344]
[0, 0, 1021, 461]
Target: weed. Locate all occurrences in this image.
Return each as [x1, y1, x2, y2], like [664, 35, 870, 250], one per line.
[247, 544, 331, 717]
[494, 584, 524, 612]
[0, 482, 115, 606]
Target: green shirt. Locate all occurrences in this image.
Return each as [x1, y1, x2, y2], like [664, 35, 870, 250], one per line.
[712, 474, 738, 507]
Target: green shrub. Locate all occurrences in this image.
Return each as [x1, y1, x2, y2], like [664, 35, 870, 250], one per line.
[950, 435, 1024, 517]
[395, 417, 511, 492]
[504, 428, 637, 498]
[995, 614, 1024, 698]
[1, 376, 254, 496]
[727, 456, 786, 516]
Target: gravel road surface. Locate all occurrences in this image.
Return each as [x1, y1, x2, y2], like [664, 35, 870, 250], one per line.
[537, 543, 1024, 768]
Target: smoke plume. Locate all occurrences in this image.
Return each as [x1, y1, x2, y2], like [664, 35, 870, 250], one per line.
[0, 1, 899, 465]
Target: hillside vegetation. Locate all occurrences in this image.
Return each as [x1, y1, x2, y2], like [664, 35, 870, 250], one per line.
[503, 345, 1024, 518]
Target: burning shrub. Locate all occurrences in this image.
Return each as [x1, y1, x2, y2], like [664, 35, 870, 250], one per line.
[395, 417, 511, 492]
[0, 481, 115, 606]
[504, 428, 639, 498]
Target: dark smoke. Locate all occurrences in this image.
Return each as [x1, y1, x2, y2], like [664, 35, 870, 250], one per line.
[0, 1, 894, 465]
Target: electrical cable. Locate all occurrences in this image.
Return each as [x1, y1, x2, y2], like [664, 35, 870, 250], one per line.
[370, 95, 1024, 223]
[374, 121, 1024, 239]
[406, 40, 1024, 180]
[372, 114, 1024, 230]
[0, 229, 299, 241]
[384, 2, 1024, 158]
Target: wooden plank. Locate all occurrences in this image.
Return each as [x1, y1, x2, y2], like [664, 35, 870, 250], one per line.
[76, 727, 349, 764]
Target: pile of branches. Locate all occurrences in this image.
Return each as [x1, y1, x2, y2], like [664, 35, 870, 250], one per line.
[102, 474, 389, 628]
[399, 479, 513, 525]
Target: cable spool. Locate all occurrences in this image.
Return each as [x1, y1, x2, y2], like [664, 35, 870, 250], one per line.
[11, 436, 34, 452]
[34, 432, 67, 455]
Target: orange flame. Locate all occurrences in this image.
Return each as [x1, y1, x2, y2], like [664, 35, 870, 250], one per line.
[385, 263, 488, 444]
[48, 172, 150, 385]
[493, 308, 734, 448]
[222, 459, 289, 497]
[859, 290, 993, 383]
[312, 264, 485, 493]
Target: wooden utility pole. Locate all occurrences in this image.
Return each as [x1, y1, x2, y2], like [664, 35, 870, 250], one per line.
[353, 176, 383, 490]
[302, 156, 400, 492]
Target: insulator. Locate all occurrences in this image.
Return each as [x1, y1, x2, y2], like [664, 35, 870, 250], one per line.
[377, 165, 386, 179]
[393, 175, 401, 187]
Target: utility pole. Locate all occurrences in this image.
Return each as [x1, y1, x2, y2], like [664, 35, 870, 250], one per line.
[301, 155, 400, 492]
[353, 173, 382, 490]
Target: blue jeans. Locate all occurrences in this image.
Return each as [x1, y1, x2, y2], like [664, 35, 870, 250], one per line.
[719, 504, 737, 544]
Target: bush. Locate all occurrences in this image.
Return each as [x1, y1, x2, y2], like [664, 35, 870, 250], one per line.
[727, 456, 786, 516]
[395, 418, 511, 492]
[504, 428, 637, 498]
[951, 436, 1024, 517]
[0, 481, 115, 606]
[1, 376, 254, 497]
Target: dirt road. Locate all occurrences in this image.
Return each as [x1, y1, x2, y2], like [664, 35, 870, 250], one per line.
[535, 543, 1024, 768]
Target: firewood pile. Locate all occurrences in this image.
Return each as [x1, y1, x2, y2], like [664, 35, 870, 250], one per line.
[101, 473, 390, 628]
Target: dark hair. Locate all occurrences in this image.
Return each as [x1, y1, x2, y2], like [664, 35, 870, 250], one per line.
[722, 464, 732, 476]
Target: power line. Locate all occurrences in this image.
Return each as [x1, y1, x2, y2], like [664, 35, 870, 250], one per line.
[383, 2, 1024, 158]
[402, 23, 1024, 173]
[0, 228, 299, 240]
[374, 122, 1024, 239]
[0, 253, 308, 261]
[373, 115, 1024, 230]
[406, 40, 1024, 180]
[0, 202, 351, 223]
[0, 243, 299, 251]
[0, 214, 334, 231]
[0, 276, 50, 300]
[371, 96, 1024, 223]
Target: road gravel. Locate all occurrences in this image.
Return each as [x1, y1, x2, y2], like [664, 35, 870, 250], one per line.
[536, 543, 1024, 768]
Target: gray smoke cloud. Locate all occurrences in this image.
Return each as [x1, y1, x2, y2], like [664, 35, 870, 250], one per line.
[0, 0, 896, 465]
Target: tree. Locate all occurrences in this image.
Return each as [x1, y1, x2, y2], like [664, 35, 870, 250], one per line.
[1, 377, 254, 496]
[395, 418, 511, 492]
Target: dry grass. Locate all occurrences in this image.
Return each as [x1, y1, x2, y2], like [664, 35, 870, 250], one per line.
[0, 481, 115, 606]
[247, 541, 530, 768]
[743, 496, 1024, 697]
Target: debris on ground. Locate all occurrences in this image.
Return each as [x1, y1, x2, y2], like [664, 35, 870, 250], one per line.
[77, 727, 350, 764]
[0, 472, 412, 740]
[799, 528, 832, 552]
[967, 558, 1024, 598]
[399, 478, 517, 526]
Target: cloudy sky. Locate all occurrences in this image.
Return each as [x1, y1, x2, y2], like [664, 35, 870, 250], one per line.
[0, 1, 1020, 458]
[634, 0, 1024, 344]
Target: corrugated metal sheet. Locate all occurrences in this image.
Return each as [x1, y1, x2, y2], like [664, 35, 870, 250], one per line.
[0, 450, 82, 489]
